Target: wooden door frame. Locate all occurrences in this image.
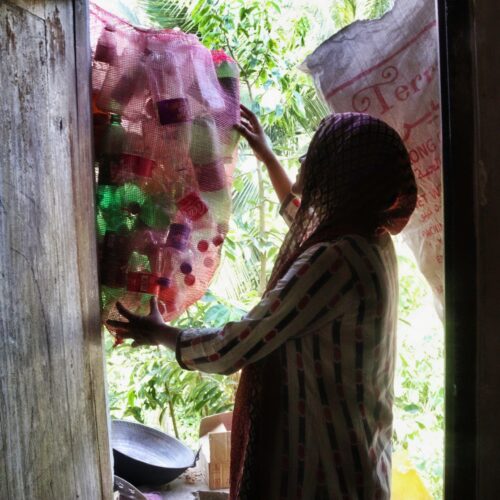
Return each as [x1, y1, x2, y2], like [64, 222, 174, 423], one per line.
[437, 0, 477, 498]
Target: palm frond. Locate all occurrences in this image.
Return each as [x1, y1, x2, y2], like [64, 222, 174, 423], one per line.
[93, 0, 142, 24]
[361, 0, 394, 20]
[232, 171, 260, 214]
[331, 0, 358, 30]
[139, 0, 202, 32]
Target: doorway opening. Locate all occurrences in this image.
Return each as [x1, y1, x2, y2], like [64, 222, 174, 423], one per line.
[97, 0, 446, 497]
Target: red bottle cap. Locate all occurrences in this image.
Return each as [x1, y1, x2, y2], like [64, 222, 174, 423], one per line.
[212, 234, 224, 246]
[197, 240, 209, 252]
[184, 274, 196, 286]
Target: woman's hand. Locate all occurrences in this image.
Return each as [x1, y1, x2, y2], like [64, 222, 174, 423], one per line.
[235, 104, 275, 163]
[236, 104, 293, 204]
[106, 297, 180, 350]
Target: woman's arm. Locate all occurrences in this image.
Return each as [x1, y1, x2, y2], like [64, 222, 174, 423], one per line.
[108, 239, 359, 375]
[175, 240, 356, 374]
[235, 104, 293, 204]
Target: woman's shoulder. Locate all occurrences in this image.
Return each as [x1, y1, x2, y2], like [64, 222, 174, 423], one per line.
[302, 233, 394, 263]
[306, 233, 389, 251]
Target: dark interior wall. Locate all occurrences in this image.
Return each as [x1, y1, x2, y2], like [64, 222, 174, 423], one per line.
[0, 1, 112, 498]
[472, 0, 500, 496]
[442, 0, 500, 497]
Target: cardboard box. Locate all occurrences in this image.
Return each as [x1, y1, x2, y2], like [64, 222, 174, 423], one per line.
[199, 412, 233, 490]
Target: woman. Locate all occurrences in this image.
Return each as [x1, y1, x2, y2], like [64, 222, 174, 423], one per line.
[108, 106, 417, 499]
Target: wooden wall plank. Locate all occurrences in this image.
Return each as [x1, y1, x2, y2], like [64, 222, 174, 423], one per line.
[7, 0, 46, 20]
[0, 1, 112, 498]
[474, 1, 500, 497]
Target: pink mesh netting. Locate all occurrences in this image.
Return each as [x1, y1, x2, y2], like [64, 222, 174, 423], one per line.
[90, 3, 240, 326]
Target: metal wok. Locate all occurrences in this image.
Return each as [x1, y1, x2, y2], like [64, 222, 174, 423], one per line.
[112, 420, 197, 487]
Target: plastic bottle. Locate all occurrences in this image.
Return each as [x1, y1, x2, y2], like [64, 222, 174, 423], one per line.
[163, 216, 194, 273]
[114, 182, 172, 232]
[190, 115, 226, 192]
[188, 44, 225, 113]
[188, 115, 231, 236]
[146, 48, 191, 126]
[123, 251, 160, 315]
[96, 48, 149, 121]
[99, 230, 130, 288]
[96, 114, 126, 185]
[92, 25, 117, 95]
[215, 58, 241, 162]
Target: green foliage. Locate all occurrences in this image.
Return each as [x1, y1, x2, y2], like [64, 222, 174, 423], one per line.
[393, 241, 443, 498]
[331, 0, 394, 30]
[105, 1, 442, 497]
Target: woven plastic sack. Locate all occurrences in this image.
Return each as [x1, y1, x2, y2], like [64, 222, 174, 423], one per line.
[90, 3, 240, 325]
[301, 0, 443, 317]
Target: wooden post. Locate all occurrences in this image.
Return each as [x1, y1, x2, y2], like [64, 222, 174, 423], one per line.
[0, 1, 113, 498]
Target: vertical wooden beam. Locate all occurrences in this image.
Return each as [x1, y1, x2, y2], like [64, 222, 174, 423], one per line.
[437, 0, 477, 498]
[71, 0, 114, 495]
[470, 1, 500, 497]
[0, 1, 112, 497]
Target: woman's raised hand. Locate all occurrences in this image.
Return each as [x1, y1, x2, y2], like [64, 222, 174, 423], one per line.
[106, 297, 180, 349]
[235, 104, 274, 163]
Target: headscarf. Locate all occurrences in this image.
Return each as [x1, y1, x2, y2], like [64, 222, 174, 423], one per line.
[267, 112, 417, 290]
[230, 113, 417, 498]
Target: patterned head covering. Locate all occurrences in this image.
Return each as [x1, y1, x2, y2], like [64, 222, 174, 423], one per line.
[267, 112, 417, 290]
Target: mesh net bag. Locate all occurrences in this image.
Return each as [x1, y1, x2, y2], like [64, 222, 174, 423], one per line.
[90, 3, 240, 326]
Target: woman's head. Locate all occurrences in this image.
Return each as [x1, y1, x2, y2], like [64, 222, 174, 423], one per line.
[298, 112, 417, 236]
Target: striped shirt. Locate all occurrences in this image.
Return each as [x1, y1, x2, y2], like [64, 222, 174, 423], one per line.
[176, 200, 398, 499]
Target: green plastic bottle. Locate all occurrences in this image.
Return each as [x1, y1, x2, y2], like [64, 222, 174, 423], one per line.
[97, 114, 126, 185]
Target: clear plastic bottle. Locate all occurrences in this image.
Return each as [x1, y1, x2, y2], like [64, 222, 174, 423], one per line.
[96, 114, 126, 186]
[153, 215, 195, 312]
[189, 44, 225, 113]
[92, 25, 117, 95]
[146, 48, 191, 126]
[96, 48, 149, 121]
[215, 58, 241, 162]
[190, 115, 226, 192]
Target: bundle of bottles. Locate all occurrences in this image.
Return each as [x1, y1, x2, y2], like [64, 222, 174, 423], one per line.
[90, 3, 240, 326]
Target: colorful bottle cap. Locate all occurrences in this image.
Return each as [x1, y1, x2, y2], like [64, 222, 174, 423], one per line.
[157, 277, 171, 288]
[177, 192, 209, 221]
[184, 274, 196, 286]
[212, 234, 225, 246]
[197, 240, 209, 252]
[157, 98, 191, 125]
[180, 262, 192, 275]
[166, 223, 191, 250]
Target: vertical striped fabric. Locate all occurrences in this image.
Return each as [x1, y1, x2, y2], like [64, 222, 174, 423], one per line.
[176, 231, 398, 499]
